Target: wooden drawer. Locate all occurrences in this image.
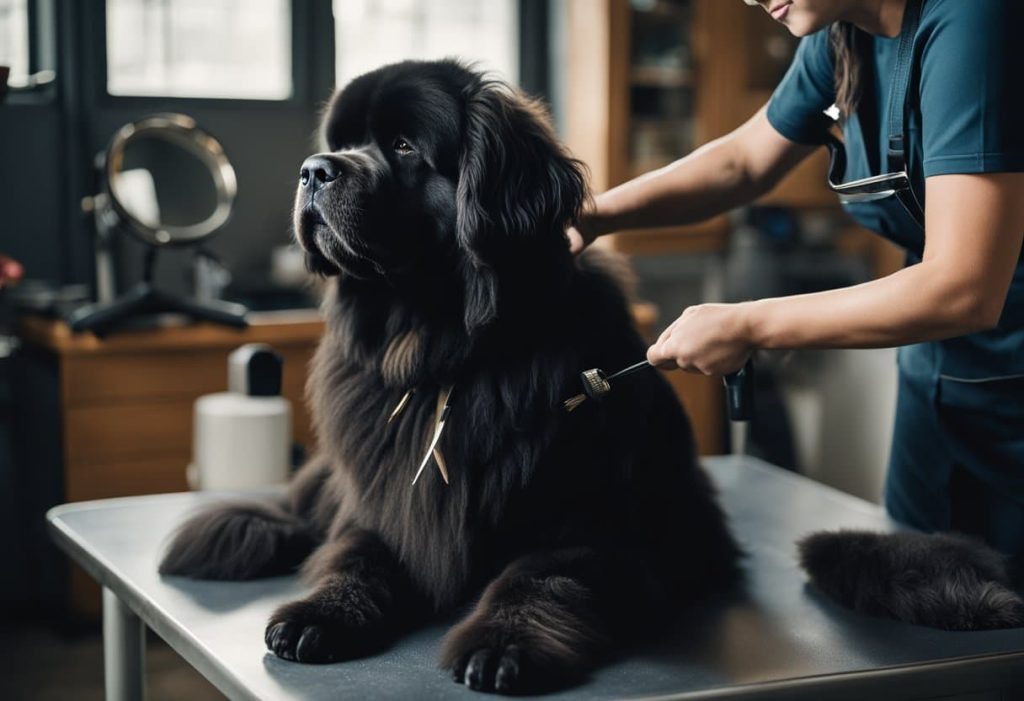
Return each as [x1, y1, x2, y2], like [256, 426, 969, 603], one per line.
[63, 346, 317, 407]
[66, 399, 315, 467]
[66, 401, 194, 465]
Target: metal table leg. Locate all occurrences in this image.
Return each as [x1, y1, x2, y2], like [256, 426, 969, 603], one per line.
[103, 587, 146, 701]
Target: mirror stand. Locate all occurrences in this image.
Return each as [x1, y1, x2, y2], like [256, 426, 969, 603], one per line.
[66, 247, 248, 337]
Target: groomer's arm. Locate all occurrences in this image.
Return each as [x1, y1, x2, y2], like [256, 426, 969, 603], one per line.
[648, 172, 1024, 375]
[568, 105, 816, 253]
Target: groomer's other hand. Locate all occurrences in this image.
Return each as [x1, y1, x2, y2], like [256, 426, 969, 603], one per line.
[0, 255, 23, 289]
[566, 216, 600, 255]
[647, 303, 753, 375]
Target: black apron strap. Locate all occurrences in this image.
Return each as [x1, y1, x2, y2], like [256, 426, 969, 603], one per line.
[886, 0, 924, 175]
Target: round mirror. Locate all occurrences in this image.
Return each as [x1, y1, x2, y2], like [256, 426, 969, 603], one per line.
[67, 113, 248, 336]
[105, 114, 237, 246]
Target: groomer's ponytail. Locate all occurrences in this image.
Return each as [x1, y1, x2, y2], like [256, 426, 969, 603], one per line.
[829, 22, 869, 118]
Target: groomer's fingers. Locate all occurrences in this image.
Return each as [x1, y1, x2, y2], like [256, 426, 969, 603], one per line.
[566, 226, 587, 255]
[650, 304, 756, 376]
[650, 310, 692, 370]
[646, 339, 681, 371]
[567, 213, 603, 255]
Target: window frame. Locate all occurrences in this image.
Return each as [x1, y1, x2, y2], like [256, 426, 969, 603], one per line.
[91, 0, 316, 111]
[62, 0, 336, 288]
[3, 0, 57, 106]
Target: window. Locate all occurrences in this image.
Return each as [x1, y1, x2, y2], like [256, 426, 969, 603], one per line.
[334, 0, 519, 88]
[0, 0, 29, 87]
[106, 0, 292, 100]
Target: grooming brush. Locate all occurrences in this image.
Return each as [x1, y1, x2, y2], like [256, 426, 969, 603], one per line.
[563, 358, 754, 422]
[563, 360, 651, 412]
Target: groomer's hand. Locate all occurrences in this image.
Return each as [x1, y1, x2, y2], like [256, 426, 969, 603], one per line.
[647, 303, 753, 375]
[566, 216, 600, 255]
[0, 255, 23, 289]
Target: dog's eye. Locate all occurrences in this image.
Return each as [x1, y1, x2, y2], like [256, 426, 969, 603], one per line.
[393, 138, 415, 155]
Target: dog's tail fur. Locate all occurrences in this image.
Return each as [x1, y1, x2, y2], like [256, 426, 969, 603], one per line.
[798, 530, 1024, 631]
[159, 501, 316, 580]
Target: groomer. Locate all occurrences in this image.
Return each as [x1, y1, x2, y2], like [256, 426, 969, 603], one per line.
[569, 0, 1024, 556]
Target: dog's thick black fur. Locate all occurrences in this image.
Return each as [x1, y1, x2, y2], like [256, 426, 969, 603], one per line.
[160, 60, 741, 693]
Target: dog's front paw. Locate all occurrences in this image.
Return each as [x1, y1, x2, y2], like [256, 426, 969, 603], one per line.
[265, 618, 341, 664]
[442, 619, 589, 696]
[450, 642, 528, 694]
[265, 596, 386, 664]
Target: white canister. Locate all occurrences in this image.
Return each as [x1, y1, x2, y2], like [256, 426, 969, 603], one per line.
[190, 392, 291, 489]
[189, 344, 292, 490]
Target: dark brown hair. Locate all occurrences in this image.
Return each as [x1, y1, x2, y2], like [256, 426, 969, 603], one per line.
[829, 21, 869, 118]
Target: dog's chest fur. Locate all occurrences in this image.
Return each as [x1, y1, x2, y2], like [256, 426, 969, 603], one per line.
[306, 288, 576, 608]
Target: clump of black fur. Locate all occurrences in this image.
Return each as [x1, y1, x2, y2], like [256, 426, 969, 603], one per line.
[798, 530, 1024, 630]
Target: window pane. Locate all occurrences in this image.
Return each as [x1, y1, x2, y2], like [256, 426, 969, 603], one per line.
[0, 0, 29, 88]
[106, 0, 292, 100]
[334, 0, 519, 88]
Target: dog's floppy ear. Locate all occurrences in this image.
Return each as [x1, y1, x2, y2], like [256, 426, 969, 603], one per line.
[457, 80, 588, 333]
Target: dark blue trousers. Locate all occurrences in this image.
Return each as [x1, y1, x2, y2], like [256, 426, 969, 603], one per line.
[885, 351, 1024, 557]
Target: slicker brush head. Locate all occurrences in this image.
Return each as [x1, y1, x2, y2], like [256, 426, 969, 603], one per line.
[562, 367, 611, 413]
[580, 368, 611, 399]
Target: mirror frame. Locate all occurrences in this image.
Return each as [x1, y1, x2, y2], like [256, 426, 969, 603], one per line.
[104, 113, 237, 246]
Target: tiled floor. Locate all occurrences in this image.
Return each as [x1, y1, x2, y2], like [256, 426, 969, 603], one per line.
[0, 623, 225, 700]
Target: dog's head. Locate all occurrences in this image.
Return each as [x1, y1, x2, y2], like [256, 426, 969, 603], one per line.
[294, 60, 587, 333]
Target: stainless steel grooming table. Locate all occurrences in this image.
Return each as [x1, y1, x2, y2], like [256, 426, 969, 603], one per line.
[47, 456, 1024, 701]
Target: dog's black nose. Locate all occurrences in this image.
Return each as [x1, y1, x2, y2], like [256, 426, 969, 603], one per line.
[300, 156, 341, 190]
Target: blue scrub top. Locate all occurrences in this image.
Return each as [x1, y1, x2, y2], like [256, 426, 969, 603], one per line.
[766, 0, 1024, 380]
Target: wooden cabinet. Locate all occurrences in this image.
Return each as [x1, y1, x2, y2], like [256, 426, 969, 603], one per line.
[15, 311, 324, 617]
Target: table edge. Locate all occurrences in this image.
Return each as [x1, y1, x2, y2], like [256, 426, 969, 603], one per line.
[47, 503, 262, 701]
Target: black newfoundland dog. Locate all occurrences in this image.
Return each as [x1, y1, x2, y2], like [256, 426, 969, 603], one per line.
[161, 59, 1022, 694]
[161, 59, 742, 693]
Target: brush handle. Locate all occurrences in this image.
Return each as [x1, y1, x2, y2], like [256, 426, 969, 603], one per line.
[605, 359, 651, 382]
[723, 359, 754, 422]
